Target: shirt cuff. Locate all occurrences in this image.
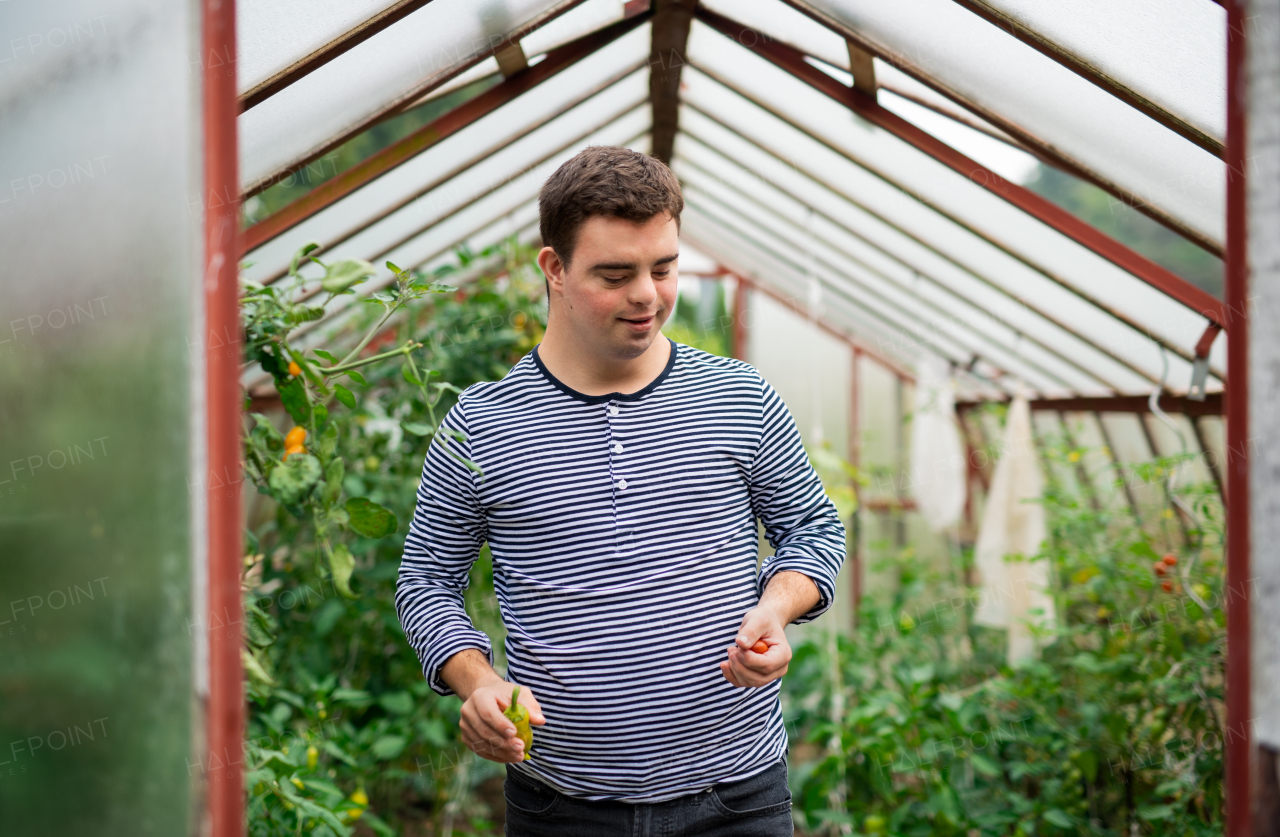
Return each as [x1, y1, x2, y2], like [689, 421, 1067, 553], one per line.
[422, 630, 495, 697]
[757, 559, 836, 624]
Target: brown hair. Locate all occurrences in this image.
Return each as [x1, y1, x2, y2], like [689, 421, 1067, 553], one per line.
[538, 146, 683, 268]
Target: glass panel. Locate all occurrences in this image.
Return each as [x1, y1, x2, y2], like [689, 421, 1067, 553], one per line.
[787, 0, 1224, 246]
[238, 0, 404, 93]
[679, 31, 1217, 391]
[0, 0, 199, 833]
[242, 54, 651, 283]
[239, 0, 620, 190]
[975, 0, 1225, 145]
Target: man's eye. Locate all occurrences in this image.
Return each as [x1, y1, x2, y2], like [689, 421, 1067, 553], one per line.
[604, 275, 627, 282]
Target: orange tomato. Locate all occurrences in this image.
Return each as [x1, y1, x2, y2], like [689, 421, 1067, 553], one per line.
[1163, 553, 1178, 566]
[1161, 580, 1174, 592]
[285, 426, 307, 449]
[751, 640, 768, 655]
[288, 360, 302, 377]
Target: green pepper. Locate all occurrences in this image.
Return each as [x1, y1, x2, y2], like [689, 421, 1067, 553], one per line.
[503, 686, 533, 761]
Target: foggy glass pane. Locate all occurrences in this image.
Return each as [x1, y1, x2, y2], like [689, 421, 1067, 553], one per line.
[0, 0, 201, 834]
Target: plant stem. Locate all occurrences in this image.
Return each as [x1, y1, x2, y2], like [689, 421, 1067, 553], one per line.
[336, 305, 399, 367]
[322, 341, 419, 375]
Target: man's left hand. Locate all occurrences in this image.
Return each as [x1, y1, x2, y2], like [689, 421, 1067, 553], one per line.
[720, 604, 792, 688]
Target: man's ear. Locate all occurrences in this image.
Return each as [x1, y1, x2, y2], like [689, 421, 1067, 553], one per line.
[537, 246, 565, 296]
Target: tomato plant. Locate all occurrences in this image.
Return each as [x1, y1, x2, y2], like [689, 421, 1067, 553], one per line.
[239, 238, 546, 836]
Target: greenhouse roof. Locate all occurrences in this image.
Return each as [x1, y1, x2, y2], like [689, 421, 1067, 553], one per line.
[236, 0, 1229, 403]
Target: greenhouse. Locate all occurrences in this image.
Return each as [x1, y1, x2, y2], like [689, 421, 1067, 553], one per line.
[2, 0, 1279, 835]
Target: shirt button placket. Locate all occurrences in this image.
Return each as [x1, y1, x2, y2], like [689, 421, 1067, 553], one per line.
[607, 401, 628, 551]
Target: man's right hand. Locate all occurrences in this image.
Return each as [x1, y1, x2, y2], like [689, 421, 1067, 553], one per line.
[443, 648, 546, 763]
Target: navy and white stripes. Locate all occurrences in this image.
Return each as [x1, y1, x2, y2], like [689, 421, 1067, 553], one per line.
[395, 338, 846, 803]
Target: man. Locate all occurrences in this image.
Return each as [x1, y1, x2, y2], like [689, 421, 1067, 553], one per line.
[396, 146, 846, 836]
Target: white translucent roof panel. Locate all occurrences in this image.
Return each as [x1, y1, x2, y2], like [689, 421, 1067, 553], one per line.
[240, 0, 585, 189]
[700, 0, 849, 71]
[683, 189, 1078, 395]
[973, 0, 1225, 145]
[243, 35, 651, 282]
[674, 139, 1155, 393]
[681, 24, 1225, 388]
[237, 0, 404, 94]
[676, 89, 1221, 394]
[285, 117, 652, 299]
[680, 214, 1011, 402]
[787, 0, 1224, 246]
[523, 0, 624, 55]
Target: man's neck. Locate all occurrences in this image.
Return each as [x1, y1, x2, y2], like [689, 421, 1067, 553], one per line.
[536, 324, 671, 397]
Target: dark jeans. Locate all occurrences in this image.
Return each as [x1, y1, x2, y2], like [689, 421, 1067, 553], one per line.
[503, 758, 793, 837]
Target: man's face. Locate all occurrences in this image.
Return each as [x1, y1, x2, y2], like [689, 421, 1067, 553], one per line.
[539, 212, 679, 360]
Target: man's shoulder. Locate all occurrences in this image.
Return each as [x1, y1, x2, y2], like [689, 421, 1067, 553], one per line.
[451, 353, 544, 416]
[671, 342, 764, 391]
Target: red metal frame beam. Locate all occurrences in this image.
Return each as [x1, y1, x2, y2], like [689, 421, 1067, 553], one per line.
[203, 0, 244, 834]
[695, 6, 1231, 330]
[947, 0, 1222, 158]
[777, 0, 1222, 257]
[1224, 0, 1250, 833]
[239, 0, 439, 111]
[956, 392, 1224, 416]
[241, 12, 649, 252]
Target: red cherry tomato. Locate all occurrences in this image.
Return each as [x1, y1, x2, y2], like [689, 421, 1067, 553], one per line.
[1163, 554, 1178, 566]
[1161, 580, 1174, 592]
[1153, 562, 1166, 576]
[751, 640, 768, 655]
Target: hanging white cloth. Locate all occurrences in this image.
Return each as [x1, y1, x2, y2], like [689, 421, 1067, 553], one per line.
[972, 394, 1056, 665]
[907, 356, 966, 531]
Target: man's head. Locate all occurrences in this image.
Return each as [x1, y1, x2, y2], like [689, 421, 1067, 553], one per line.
[536, 146, 683, 361]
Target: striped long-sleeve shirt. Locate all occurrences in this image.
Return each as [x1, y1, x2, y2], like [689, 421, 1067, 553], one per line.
[395, 337, 846, 803]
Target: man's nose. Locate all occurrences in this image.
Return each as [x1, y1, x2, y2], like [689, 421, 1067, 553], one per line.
[628, 272, 659, 306]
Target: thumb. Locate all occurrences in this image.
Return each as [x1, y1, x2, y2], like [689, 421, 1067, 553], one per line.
[735, 610, 771, 649]
[522, 688, 547, 726]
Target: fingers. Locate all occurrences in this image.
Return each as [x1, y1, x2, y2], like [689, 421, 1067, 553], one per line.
[734, 608, 777, 651]
[721, 642, 791, 688]
[460, 689, 526, 763]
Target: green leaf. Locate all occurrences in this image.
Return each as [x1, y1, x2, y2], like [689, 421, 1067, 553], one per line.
[969, 752, 1001, 777]
[328, 543, 357, 599]
[345, 370, 367, 386]
[333, 385, 356, 409]
[345, 497, 398, 538]
[1043, 809, 1073, 828]
[313, 599, 344, 637]
[386, 260, 402, 274]
[314, 402, 329, 431]
[322, 457, 344, 506]
[401, 421, 433, 436]
[1137, 804, 1176, 821]
[321, 259, 376, 293]
[289, 241, 320, 276]
[379, 691, 414, 715]
[268, 453, 322, 506]
[277, 376, 311, 426]
[312, 348, 338, 363]
[402, 363, 423, 387]
[370, 735, 407, 761]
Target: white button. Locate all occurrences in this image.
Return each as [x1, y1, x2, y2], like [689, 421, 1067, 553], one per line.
[608, 404, 619, 416]
[613, 443, 624, 454]
[616, 479, 628, 491]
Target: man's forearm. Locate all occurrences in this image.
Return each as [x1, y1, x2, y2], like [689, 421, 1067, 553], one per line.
[758, 570, 821, 625]
[440, 648, 505, 701]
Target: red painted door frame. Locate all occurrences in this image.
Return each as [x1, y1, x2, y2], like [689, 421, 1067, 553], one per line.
[203, 0, 245, 835]
[1223, 1, 1250, 834]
